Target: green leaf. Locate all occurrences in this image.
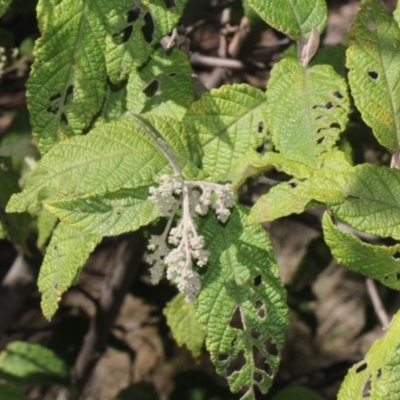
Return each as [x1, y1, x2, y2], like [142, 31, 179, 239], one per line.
[195, 206, 288, 398]
[0, 384, 27, 400]
[103, 0, 188, 83]
[7, 115, 175, 213]
[311, 45, 347, 77]
[323, 213, 400, 290]
[272, 386, 324, 400]
[266, 58, 349, 167]
[184, 84, 267, 181]
[44, 187, 160, 237]
[164, 293, 205, 358]
[0, 0, 12, 16]
[347, 0, 400, 153]
[0, 341, 68, 385]
[37, 207, 58, 249]
[28, 0, 111, 154]
[338, 310, 400, 399]
[127, 47, 194, 120]
[38, 222, 101, 319]
[98, 80, 127, 123]
[248, 151, 351, 224]
[247, 0, 327, 40]
[331, 164, 400, 240]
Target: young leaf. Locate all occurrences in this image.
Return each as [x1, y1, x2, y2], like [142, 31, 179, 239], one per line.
[347, 0, 400, 153]
[323, 213, 400, 290]
[103, 0, 188, 83]
[38, 222, 101, 320]
[195, 206, 288, 399]
[266, 58, 350, 167]
[338, 310, 400, 399]
[331, 164, 400, 240]
[28, 0, 111, 154]
[7, 115, 176, 213]
[44, 187, 160, 237]
[247, 0, 327, 40]
[164, 293, 205, 358]
[127, 47, 194, 120]
[184, 84, 267, 181]
[0, 341, 69, 385]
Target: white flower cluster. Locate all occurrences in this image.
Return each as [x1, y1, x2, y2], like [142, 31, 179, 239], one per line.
[147, 175, 234, 301]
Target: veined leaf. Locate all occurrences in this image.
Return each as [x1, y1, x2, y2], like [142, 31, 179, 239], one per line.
[0, 341, 68, 385]
[164, 293, 205, 358]
[323, 213, 400, 290]
[45, 187, 160, 237]
[247, 0, 327, 40]
[195, 206, 288, 398]
[338, 310, 400, 399]
[127, 47, 194, 120]
[29, 0, 110, 154]
[37, 207, 58, 249]
[347, 0, 400, 153]
[248, 151, 351, 224]
[184, 84, 267, 181]
[103, 0, 188, 83]
[98, 80, 127, 123]
[38, 222, 101, 319]
[266, 58, 349, 167]
[7, 116, 176, 213]
[331, 164, 400, 240]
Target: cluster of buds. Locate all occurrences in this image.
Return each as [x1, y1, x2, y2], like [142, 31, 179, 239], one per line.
[147, 175, 234, 301]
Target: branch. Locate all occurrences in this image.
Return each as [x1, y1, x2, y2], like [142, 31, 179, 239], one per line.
[366, 278, 390, 328]
[73, 233, 147, 392]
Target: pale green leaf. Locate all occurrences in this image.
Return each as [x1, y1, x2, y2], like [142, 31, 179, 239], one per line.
[266, 58, 349, 167]
[347, 0, 400, 152]
[127, 47, 194, 120]
[323, 213, 400, 290]
[0, 0, 11, 17]
[248, 151, 351, 224]
[37, 207, 58, 249]
[195, 206, 288, 398]
[0, 341, 68, 385]
[164, 293, 205, 358]
[7, 116, 175, 213]
[0, 384, 27, 400]
[247, 0, 327, 40]
[103, 0, 188, 83]
[338, 310, 400, 400]
[331, 164, 400, 239]
[38, 222, 101, 319]
[184, 84, 267, 181]
[29, 0, 111, 154]
[45, 187, 160, 237]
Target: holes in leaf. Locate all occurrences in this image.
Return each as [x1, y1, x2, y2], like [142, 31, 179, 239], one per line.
[142, 12, 154, 43]
[257, 121, 264, 134]
[253, 371, 263, 383]
[367, 70, 379, 80]
[396, 273, 400, 280]
[168, 72, 177, 78]
[253, 346, 273, 376]
[325, 101, 333, 109]
[333, 91, 344, 99]
[162, 0, 176, 9]
[377, 368, 382, 379]
[330, 122, 341, 129]
[217, 353, 229, 362]
[60, 112, 68, 127]
[251, 327, 261, 340]
[253, 275, 262, 287]
[143, 80, 159, 98]
[231, 337, 238, 348]
[316, 137, 324, 145]
[254, 301, 266, 319]
[65, 85, 74, 105]
[356, 362, 367, 373]
[362, 375, 372, 397]
[263, 337, 278, 356]
[229, 306, 244, 331]
[226, 350, 246, 377]
[127, 7, 140, 23]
